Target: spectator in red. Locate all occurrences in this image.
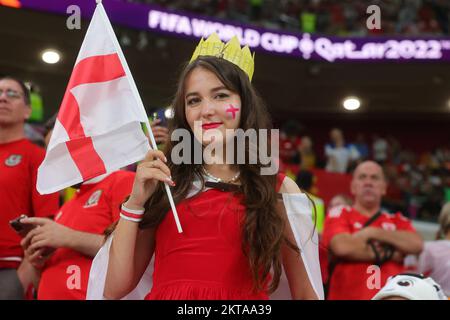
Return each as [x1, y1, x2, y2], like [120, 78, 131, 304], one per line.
[322, 160, 423, 300]
[279, 120, 302, 165]
[20, 170, 135, 300]
[319, 193, 352, 291]
[0, 76, 59, 300]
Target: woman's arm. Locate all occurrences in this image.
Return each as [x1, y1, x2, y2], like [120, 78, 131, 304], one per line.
[278, 177, 319, 300]
[104, 220, 155, 299]
[281, 219, 319, 300]
[103, 150, 175, 299]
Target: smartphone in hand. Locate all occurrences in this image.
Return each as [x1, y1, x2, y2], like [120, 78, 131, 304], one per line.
[9, 215, 35, 237]
[9, 215, 55, 257]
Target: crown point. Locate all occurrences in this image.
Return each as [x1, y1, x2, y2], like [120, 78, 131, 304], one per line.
[241, 45, 251, 56]
[225, 36, 241, 48]
[189, 32, 255, 81]
[205, 33, 221, 43]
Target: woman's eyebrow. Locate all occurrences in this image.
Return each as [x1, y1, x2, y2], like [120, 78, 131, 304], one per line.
[185, 92, 198, 99]
[185, 86, 228, 99]
[210, 86, 227, 93]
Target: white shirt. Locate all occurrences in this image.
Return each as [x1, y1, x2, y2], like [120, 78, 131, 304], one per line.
[325, 144, 359, 173]
[373, 138, 388, 162]
[417, 240, 450, 296]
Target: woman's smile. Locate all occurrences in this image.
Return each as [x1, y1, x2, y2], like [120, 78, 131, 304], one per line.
[201, 122, 223, 130]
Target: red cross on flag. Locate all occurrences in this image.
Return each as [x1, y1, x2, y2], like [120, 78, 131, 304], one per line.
[37, 2, 151, 194]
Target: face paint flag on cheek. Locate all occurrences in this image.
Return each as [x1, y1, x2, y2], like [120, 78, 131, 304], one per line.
[225, 104, 240, 120]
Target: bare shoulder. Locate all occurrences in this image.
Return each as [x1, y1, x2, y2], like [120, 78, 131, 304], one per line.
[278, 176, 302, 194]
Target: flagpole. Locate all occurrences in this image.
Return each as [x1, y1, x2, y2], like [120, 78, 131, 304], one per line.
[96, 1, 183, 233]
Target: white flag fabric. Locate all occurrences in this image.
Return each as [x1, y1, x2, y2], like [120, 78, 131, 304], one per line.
[37, 2, 150, 194]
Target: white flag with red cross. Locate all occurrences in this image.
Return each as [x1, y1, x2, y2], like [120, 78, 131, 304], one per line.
[37, 2, 151, 194]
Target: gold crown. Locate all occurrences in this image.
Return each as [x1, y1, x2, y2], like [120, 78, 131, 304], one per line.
[189, 33, 255, 81]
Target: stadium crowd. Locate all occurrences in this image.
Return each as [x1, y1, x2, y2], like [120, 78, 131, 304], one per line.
[126, 0, 450, 36]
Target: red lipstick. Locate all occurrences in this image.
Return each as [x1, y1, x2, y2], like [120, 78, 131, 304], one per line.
[202, 122, 222, 130]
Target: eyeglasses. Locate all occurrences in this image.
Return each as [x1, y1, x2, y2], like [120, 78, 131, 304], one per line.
[0, 89, 23, 99]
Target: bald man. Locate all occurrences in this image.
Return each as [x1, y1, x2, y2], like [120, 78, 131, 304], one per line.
[322, 161, 423, 300]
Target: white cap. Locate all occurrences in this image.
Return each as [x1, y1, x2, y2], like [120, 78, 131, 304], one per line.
[372, 274, 448, 300]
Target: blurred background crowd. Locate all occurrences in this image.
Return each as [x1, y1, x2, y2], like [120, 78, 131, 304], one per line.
[277, 121, 450, 222]
[128, 0, 450, 36]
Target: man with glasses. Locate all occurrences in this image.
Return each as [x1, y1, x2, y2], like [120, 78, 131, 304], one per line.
[0, 76, 59, 299]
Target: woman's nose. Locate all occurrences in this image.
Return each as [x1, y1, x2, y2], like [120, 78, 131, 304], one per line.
[200, 100, 215, 117]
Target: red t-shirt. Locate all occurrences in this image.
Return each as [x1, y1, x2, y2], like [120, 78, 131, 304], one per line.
[322, 206, 416, 300]
[279, 136, 301, 163]
[37, 170, 135, 300]
[0, 139, 59, 269]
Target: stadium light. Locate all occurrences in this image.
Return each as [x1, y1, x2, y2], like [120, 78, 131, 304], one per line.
[41, 50, 61, 64]
[165, 106, 174, 119]
[342, 96, 361, 111]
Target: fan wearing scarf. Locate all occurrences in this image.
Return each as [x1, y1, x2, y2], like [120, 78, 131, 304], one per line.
[87, 33, 323, 300]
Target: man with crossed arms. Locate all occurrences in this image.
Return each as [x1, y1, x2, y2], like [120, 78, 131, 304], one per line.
[322, 161, 423, 300]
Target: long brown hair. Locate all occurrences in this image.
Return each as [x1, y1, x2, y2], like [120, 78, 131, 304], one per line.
[138, 56, 298, 293]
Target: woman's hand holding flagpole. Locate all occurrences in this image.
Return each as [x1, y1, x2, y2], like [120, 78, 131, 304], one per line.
[143, 121, 183, 233]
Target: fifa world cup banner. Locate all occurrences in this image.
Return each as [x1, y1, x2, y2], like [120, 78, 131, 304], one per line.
[8, 0, 450, 62]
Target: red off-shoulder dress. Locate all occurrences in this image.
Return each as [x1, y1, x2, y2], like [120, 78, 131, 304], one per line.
[145, 174, 286, 300]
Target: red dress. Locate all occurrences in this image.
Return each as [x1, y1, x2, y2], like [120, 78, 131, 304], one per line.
[145, 175, 286, 300]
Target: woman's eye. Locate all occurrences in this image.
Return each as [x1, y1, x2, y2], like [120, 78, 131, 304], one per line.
[215, 93, 229, 99]
[187, 98, 200, 106]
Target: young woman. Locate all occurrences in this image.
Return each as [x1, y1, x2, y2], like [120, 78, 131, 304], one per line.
[88, 34, 323, 300]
